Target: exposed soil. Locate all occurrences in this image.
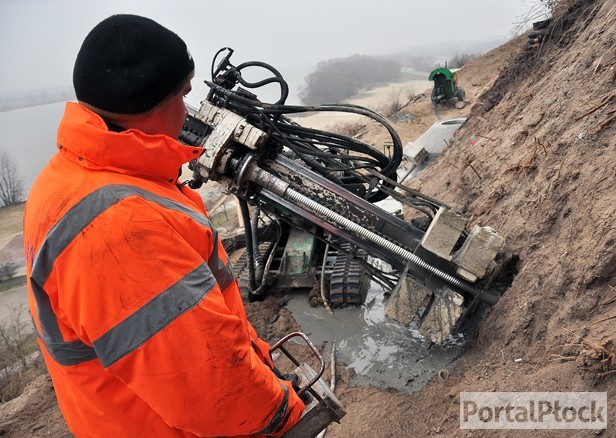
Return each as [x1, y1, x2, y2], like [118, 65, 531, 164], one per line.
[0, 374, 71, 437]
[397, 1, 616, 436]
[2, 1, 615, 436]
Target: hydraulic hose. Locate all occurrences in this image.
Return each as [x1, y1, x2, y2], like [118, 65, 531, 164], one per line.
[205, 81, 403, 181]
[251, 206, 264, 281]
[238, 198, 259, 298]
[251, 219, 283, 297]
[235, 61, 289, 104]
[204, 48, 419, 211]
[205, 84, 402, 203]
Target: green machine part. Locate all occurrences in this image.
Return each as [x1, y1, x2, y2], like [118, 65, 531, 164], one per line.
[277, 226, 319, 289]
[429, 67, 456, 101]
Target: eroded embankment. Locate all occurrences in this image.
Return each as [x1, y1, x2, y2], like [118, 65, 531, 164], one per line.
[394, 0, 615, 436]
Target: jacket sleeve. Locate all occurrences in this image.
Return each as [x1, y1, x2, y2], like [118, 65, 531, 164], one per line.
[57, 197, 304, 436]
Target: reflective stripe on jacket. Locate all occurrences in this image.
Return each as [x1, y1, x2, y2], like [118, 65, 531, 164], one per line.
[23, 102, 303, 437]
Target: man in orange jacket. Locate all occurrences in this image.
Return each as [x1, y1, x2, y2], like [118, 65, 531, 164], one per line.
[23, 14, 304, 437]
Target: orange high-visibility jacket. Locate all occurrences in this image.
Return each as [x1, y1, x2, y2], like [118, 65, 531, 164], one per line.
[23, 103, 304, 437]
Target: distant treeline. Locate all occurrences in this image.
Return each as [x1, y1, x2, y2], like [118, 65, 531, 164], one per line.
[299, 55, 401, 105]
[0, 88, 75, 112]
[297, 38, 507, 105]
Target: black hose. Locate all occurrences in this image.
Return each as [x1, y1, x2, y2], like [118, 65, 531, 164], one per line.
[238, 198, 261, 299]
[251, 206, 264, 281]
[205, 51, 404, 204]
[236, 104, 398, 201]
[251, 219, 282, 297]
[205, 82, 403, 172]
[235, 61, 289, 104]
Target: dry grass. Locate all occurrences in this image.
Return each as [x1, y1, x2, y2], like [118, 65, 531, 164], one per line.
[378, 89, 416, 118]
[0, 305, 44, 403]
[330, 120, 367, 138]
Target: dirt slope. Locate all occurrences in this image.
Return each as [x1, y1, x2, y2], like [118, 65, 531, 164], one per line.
[2, 1, 614, 436]
[306, 1, 616, 437]
[364, 1, 615, 436]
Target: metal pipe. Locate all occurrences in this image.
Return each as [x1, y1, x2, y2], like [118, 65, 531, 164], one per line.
[245, 162, 496, 304]
[321, 241, 333, 313]
[284, 188, 495, 303]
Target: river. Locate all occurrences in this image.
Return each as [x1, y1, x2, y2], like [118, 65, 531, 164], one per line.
[0, 84, 302, 200]
[0, 102, 65, 198]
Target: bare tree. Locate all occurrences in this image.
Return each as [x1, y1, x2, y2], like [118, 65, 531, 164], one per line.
[448, 52, 480, 69]
[299, 55, 401, 105]
[378, 88, 417, 118]
[0, 148, 24, 207]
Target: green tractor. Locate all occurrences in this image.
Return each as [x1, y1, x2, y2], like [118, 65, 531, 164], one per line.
[429, 67, 466, 105]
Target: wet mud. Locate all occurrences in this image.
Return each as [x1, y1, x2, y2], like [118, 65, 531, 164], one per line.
[286, 283, 463, 393]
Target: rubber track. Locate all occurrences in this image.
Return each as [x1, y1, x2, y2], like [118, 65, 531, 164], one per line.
[329, 242, 367, 306]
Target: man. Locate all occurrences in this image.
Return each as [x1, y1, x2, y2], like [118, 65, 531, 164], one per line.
[23, 14, 304, 437]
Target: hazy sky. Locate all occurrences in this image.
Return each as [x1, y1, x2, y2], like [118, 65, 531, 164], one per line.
[1, 0, 546, 105]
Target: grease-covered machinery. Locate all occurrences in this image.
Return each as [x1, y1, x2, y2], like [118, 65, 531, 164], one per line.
[180, 48, 504, 345]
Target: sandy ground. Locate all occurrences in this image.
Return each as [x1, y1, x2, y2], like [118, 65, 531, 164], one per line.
[0, 204, 24, 250]
[0, 286, 28, 326]
[2, 1, 615, 435]
[0, 208, 29, 330]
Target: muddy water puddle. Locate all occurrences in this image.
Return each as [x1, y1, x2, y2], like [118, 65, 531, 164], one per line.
[286, 284, 464, 393]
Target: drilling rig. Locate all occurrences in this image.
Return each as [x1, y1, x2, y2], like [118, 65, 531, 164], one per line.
[181, 48, 505, 345]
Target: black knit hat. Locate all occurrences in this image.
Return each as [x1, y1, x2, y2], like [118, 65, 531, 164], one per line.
[73, 14, 195, 118]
